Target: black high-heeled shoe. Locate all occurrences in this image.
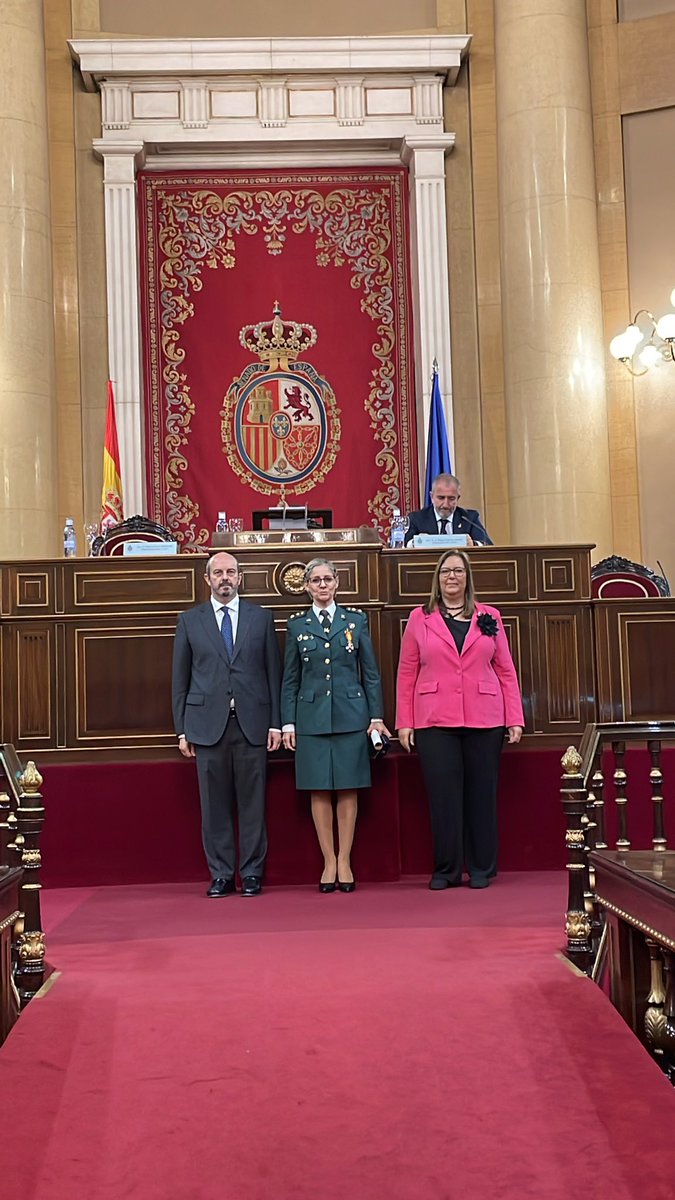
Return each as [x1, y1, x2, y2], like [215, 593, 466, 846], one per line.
[319, 878, 337, 893]
[337, 879, 356, 893]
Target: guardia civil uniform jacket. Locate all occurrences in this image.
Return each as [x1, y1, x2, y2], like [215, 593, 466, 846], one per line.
[281, 606, 384, 735]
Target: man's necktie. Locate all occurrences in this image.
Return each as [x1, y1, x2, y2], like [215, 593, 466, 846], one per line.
[319, 608, 331, 634]
[439, 518, 448, 534]
[220, 606, 234, 657]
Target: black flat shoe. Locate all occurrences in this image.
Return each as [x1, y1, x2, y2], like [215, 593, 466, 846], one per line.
[338, 879, 356, 893]
[319, 879, 337, 893]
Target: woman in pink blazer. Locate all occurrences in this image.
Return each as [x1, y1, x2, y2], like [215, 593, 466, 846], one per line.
[396, 549, 524, 889]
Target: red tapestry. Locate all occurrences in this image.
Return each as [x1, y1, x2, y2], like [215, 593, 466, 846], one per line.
[138, 169, 417, 550]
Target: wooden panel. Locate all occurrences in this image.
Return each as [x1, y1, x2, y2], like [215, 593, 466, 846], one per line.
[74, 624, 176, 740]
[621, 612, 675, 720]
[594, 600, 675, 721]
[238, 549, 374, 605]
[73, 566, 199, 609]
[15, 571, 52, 611]
[16, 628, 53, 742]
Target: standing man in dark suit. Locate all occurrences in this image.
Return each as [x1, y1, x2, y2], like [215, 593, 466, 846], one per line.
[172, 551, 282, 897]
[404, 473, 493, 547]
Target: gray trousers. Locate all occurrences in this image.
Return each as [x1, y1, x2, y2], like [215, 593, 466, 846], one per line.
[194, 714, 268, 880]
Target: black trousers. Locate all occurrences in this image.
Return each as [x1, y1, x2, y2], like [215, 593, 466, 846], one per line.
[194, 714, 268, 880]
[415, 726, 505, 884]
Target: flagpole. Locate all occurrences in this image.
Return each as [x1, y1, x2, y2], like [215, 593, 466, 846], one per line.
[423, 357, 452, 502]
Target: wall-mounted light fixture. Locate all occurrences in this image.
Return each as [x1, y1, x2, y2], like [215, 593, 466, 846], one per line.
[609, 300, 675, 375]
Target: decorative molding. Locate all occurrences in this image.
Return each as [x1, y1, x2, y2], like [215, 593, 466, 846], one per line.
[70, 36, 471, 511]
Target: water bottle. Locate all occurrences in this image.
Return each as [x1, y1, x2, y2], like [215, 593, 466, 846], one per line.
[389, 508, 406, 549]
[63, 518, 77, 558]
[215, 511, 228, 533]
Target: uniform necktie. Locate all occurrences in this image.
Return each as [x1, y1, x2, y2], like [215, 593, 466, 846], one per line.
[319, 608, 331, 634]
[439, 518, 448, 534]
[220, 606, 234, 657]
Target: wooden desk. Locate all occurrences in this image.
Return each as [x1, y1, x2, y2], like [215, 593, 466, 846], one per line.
[1, 540, 667, 759]
[591, 850, 675, 1056]
[0, 867, 22, 1045]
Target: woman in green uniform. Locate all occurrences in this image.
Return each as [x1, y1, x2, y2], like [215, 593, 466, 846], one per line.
[282, 558, 390, 892]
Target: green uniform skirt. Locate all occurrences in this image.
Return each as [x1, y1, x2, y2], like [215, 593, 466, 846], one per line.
[295, 730, 371, 791]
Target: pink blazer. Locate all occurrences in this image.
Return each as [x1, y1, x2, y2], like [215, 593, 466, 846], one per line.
[395, 603, 525, 731]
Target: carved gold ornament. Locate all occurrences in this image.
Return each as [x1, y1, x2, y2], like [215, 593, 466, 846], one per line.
[280, 564, 307, 594]
[17, 930, 46, 962]
[565, 829, 585, 846]
[19, 761, 43, 793]
[561, 746, 582, 774]
[565, 910, 591, 941]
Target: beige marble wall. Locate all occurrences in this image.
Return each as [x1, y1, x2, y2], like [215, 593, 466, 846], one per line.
[587, 0, 641, 560]
[495, 0, 612, 554]
[623, 107, 675, 586]
[0, 0, 58, 557]
[99, 0, 436, 37]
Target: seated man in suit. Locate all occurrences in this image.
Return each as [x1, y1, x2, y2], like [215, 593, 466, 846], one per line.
[404, 473, 492, 547]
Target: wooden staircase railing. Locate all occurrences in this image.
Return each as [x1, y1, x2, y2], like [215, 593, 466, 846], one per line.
[560, 721, 675, 974]
[0, 745, 46, 1016]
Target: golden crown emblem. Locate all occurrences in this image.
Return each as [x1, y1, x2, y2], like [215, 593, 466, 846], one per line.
[239, 301, 318, 370]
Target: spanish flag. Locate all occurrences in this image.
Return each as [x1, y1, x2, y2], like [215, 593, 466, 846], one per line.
[101, 381, 124, 531]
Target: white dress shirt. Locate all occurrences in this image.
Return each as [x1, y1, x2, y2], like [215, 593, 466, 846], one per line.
[211, 592, 240, 642]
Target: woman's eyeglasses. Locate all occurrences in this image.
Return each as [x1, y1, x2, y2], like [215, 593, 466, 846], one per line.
[439, 567, 466, 577]
[308, 576, 335, 585]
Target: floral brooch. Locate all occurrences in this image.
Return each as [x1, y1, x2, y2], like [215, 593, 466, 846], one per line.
[476, 612, 498, 638]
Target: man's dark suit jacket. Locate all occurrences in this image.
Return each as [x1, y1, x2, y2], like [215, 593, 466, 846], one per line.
[403, 504, 493, 547]
[172, 599, 281, 746]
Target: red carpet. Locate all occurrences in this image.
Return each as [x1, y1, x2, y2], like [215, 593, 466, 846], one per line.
[3, 874, 675, 1199]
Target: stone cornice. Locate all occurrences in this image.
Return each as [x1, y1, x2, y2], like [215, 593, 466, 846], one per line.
[69, 35, 471, 91]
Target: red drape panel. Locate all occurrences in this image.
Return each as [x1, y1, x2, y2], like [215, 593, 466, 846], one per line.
[138, 169, 418, 549]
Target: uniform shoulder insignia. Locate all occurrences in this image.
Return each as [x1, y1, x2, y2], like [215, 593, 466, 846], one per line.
[346, 606, 363, 613]
[289, 610, 304, 619]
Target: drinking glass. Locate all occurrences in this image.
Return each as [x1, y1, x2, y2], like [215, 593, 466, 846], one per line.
[83, 522, 99, 556]
[229, 517, 244, 533]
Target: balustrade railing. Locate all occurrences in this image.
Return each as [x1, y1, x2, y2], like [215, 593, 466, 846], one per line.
[0, 745, 46, 1007]
[560, 722, 675, 974]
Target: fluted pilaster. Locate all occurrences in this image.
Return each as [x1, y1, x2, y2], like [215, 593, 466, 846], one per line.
[98, 143, 145, 516]
[402, 135, 456, 485]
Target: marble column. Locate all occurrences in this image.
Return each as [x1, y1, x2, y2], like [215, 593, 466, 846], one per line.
[0, 1, 58, 557]
[495, 0, 612, 553]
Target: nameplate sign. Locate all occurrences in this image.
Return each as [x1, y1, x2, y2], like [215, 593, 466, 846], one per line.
[412, 533, 468, 549]
[122, 541, 179, 556]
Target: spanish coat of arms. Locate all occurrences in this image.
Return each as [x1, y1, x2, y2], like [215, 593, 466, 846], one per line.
[221, 302, 341, 494]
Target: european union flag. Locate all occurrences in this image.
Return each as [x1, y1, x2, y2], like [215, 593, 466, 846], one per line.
[423, 365, 452, 501]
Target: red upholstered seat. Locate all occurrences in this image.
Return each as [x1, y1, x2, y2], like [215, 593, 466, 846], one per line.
[591, 555, 669, 598]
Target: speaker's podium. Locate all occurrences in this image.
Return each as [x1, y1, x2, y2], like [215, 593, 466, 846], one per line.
[252, 506, 332, 531]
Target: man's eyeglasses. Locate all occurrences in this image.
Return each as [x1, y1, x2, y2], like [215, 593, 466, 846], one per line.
[308, 576, 335, 585]
[439, 567, 466, 577]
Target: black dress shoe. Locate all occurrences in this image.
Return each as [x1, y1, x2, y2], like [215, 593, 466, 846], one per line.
[319, 879, 337, 893]
[469, 876, 490, 889]
[428, 877, 461, 890]
[206, 877, 236, 898]
[337, 879, 356, 893]
[241, 876, 262, 897]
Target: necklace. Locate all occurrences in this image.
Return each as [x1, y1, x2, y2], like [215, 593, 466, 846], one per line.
[444, 605, 466, 617]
